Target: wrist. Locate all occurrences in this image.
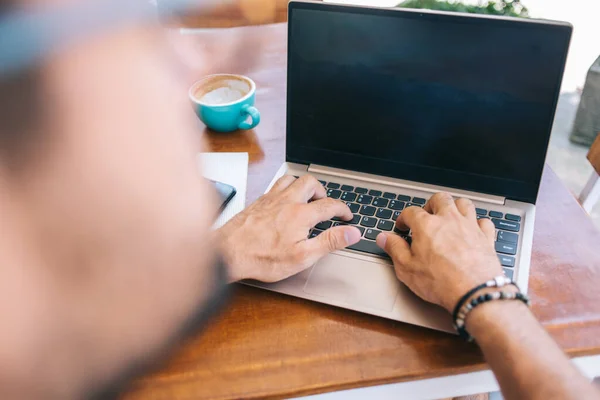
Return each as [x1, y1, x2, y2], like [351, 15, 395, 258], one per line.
[442, 256, 505, 313]
[215, 223, 244, 282]
[465, 286, 530, 341]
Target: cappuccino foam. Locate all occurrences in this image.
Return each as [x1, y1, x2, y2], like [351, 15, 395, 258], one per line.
[199, 79, 250, 105]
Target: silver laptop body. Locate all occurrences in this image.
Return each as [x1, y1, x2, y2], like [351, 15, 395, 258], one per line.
[245, 1, 572, 333]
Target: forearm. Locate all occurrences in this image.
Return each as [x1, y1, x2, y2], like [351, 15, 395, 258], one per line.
[468, 300, 600, 400]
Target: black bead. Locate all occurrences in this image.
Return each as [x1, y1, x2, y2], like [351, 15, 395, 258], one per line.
[470, 298, 478, 307]
[485, 293, 493, 301]
[477, 295, 486, 303]
[516, 293, 524, 300]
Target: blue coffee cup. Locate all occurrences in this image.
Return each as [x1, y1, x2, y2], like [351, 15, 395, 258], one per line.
[189, 74, 261, 133]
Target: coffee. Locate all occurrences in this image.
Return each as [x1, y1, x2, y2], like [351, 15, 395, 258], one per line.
[193, 76, 251, 105]
[189, 74, 260, 133]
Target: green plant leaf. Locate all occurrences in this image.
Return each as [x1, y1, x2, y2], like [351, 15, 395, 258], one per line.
[397, 0, 529, 17]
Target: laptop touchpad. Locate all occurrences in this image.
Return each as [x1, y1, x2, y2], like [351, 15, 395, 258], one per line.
[303, 253, 399, 312]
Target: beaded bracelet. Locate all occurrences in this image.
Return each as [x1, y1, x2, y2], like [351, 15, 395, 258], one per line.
[451, 275, 526, 341]
[452, 275, 515, 326]
[454, 290, 531, 341]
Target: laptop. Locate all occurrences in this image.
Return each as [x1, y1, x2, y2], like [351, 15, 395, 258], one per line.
[245, 1, 572, 333]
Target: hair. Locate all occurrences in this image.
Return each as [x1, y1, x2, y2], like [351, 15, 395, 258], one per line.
[0, 0, 43, 170]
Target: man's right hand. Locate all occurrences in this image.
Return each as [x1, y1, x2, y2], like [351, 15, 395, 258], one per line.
[376, 192, 503, 313]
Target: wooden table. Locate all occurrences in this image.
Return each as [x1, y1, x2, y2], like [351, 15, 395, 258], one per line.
[123, 24, 600, 400]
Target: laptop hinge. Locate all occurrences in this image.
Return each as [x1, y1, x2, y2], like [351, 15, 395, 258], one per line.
[308, 164, 506, 205]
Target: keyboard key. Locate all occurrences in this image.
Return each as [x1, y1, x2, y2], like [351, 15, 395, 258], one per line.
[309, 229, 322, 238]
[365, 229, 381, 240]
[341, 191, 357, 202]
[360, 205, 376, 216]
[318, 180, 327, 186]
[389, 200, 405, 211]
[315, 221, 332, 230]
[400, 234, 412, 246]
[505, 214, 522, 222]
[349, 214, 361, 225]
[383, 192, 396, 199]
[394, 225, 409, 234]
[326, 189, 341, 199]
[492, 219, 520, 232]
[498, 254, 515, 268]
[347, 202, 360, 213]
[412, 197, 426, 205]
[372, 197, 389, 208]
[393, 211, 401, 220]
[376, 208, 393, 219]
[489, 211, 503, 218]
[347, 239, 389, 258]
[333, 221, 347, 227]
[369, 189, 383, 197]
[357, 195, 373, 204]
[356, 226, 366, 236]
[327, 182, 340, 189]
[495, 241, 517, 255]
[377, 219, 394, 231]
[498, 231, 519, 244]
[341, 184, 354, 191]
[503, 268, 514, 280]
[355, 187, 368, 194]
[360, 216, 377, 228]
[407, 203, 423, 208]
[477, 216, 490, 220]
[476, 208, 488, 216]
[397, 195, 411, 202]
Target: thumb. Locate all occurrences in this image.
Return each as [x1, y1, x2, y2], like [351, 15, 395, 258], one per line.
[376, 232, 411, 265]
[303, 226, 362, 265]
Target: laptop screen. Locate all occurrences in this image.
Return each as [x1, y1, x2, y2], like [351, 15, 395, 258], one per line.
[286, 2, 571, 204]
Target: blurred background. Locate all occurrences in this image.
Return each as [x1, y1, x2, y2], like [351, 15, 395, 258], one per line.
[176, 0, 600, 228]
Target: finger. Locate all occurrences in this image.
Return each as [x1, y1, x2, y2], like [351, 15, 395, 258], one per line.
[396, 205, 429, 232]
[455, 198, 476, 219]
[301, 226, 362, 266]
[269, 175, 297, 194]
[478, 218, 496, 244]
[284, 175, 327, 202]
[304, 198, 352, 227]
[423, 192, 455, 215]
[376, 232, 411, 266]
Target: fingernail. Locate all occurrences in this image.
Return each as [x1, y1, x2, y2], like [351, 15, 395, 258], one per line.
[344, 227, 362, 244]
[376, 233, 387, 249]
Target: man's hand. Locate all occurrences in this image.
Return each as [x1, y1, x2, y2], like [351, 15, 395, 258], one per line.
[376, 192, 503, 312]
[218, 175, 362, 282]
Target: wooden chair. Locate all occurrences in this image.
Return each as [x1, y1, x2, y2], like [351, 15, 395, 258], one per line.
[580, 134, 600, 213]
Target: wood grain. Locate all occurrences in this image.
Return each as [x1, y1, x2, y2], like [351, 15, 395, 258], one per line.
[588, 134, 600, 175]
[175, 0, 290, 28]
[121, 24, 600, 400]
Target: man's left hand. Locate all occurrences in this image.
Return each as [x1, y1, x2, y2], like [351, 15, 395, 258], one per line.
[217, 175, 362, 282]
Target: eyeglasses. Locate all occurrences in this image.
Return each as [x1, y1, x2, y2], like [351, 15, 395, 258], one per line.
[0, 0, 232, 75]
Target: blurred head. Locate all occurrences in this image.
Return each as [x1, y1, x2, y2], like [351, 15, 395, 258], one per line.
[0, 0, 224, 397]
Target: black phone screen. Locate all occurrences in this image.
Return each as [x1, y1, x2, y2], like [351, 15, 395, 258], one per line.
[211, 180, 237, 212]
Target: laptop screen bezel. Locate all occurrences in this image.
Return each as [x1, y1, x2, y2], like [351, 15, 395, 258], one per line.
[285, 0, 572, 204]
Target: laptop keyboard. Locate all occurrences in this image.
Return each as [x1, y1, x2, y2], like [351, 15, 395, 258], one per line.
[306, 177, 522, 279]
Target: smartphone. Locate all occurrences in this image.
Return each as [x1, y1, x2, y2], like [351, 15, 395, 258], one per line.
[211, 180, 237, 212]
